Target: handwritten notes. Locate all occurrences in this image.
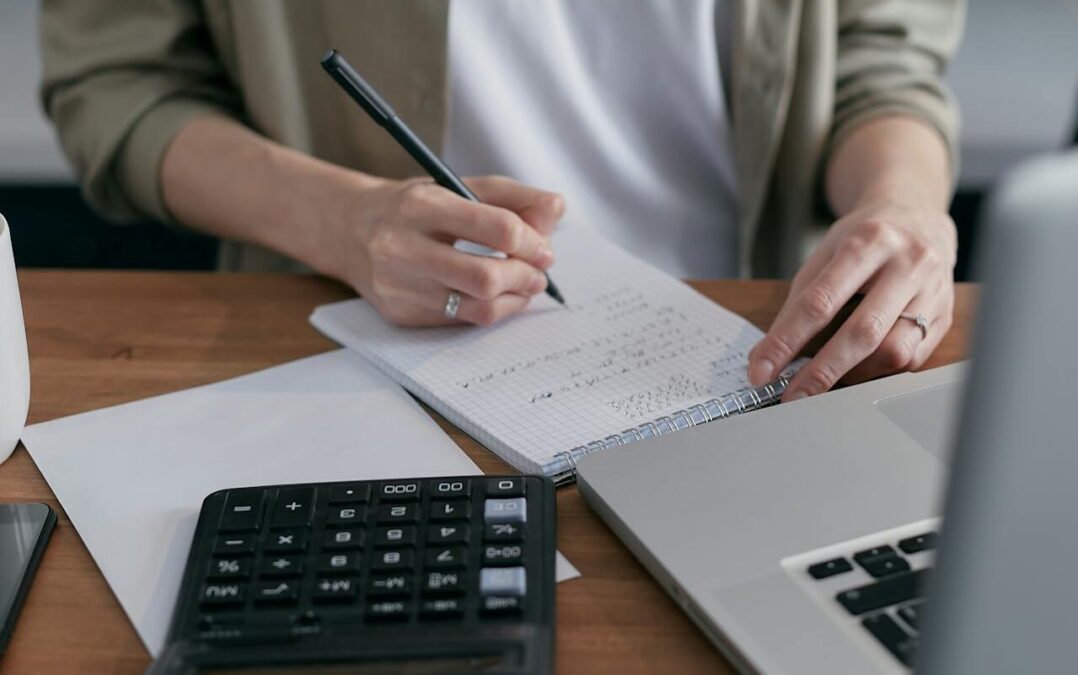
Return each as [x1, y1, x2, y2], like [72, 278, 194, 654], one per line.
[311, 227, 766, 475]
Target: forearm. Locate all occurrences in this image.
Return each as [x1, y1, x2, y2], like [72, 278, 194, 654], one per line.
[160, 115, 380, 277]
[825, 116, 952, 216]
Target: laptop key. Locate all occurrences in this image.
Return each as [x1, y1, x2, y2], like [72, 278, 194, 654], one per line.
[852, 545, 897, 566]
[898, 532, 939, 554]
[862, 613, 917, 666]
[807, 557, 852, 580]
[836, 568, 928, 615]
[859, 554, 911, 579]
[896, 602, 922, 631]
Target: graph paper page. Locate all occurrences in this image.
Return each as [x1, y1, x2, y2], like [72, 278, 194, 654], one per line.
[310, 228, 766, 473]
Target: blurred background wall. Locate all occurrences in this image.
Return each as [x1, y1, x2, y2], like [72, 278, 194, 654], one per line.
[1, 0, 1075, 278]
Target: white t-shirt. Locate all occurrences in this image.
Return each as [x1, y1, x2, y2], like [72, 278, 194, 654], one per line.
[443, 0, 739, 279]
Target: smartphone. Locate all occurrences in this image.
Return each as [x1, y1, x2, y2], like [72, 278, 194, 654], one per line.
[0, 503, 55, 655]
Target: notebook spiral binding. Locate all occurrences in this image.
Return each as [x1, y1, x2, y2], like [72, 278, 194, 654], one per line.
[548, 375, 792, 485]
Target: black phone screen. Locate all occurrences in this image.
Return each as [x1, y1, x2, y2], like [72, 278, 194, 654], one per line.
[0, 503, 55, 654]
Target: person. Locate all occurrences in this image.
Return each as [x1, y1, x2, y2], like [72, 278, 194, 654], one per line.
[40, 0, 963, 400]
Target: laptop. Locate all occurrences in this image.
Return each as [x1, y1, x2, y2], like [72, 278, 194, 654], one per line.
[576, 150, 1078, 674]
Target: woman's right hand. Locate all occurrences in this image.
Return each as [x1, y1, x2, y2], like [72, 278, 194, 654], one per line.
[325, 175, 564, 327]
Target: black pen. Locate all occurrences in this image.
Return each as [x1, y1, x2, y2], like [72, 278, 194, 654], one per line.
[320, 49, 566, 306]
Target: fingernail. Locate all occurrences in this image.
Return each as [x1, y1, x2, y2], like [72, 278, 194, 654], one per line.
[787, 390, 808, 402]
[536, 246, 554, 269]
[748, 358, 774, 386]
[529, 273, 547, 295]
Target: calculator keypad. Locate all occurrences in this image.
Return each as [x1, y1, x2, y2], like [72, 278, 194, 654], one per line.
[176, 476, 551, 641]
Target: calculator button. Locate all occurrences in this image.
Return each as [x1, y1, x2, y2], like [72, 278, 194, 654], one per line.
[366, 600, 411, 621]
[372, 548, 414, 571]
[375, 526, 416, 547]
[853, 546, 897, 566]
[327, 505, 367, 528]
[318, 553, 362, 575]
[207, 558, 250, 580]
[214, 534, 255, 556]
[313, 577, 358, 603]
[481, 596, 524, 616]
[220, 490, 265, 531]
[368, 574, 413, 596]
[427, 524, 469, 545]
[377, 503, 418, 523]
[264, 529, 308, 554]
[483, 544, 524, 566]
[420, 597, 465, 619]
[322, 528, 364, 550]
[259, 555, 304, 578]
[484, 498, 527, 524]
[252, 580, 299, 606]
[424, 546, 467, 568]
[430, 479, 470, 499]
[485, 523, 524, 542]
[271, 487, 315, 529]
[422, 570, 465, 594]
[329, 484, 370, 504]
[429, 500, 469, 522]
[486, 477, 525, 498]
[201, 583, 245, 607]
[479, 567, 526, 597]
[378, 481, 421, 501]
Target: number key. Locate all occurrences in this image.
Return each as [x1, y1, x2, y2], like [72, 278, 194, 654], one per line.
[372, 548, 414, 571]
[379, 481, 421, 501]
[428, 524, 469, 545]
[378, 503, 418, 523]
[322, 528, 363, 550]
[318, 553, 362, 575]
[327, 505, 366, 528]
[486, 477, 525, 497]
[375, 526, 416, 547]
[429, 500, 469, 522]
[430, 479, 470, 499]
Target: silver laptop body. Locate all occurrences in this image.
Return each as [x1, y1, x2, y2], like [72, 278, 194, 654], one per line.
[577, 150, 1078, 674]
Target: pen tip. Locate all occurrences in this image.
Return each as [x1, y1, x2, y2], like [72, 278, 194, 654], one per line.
[545, 281, 566, 306]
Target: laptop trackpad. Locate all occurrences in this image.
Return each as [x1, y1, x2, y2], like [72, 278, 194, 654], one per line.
[875, 380, 964, 462]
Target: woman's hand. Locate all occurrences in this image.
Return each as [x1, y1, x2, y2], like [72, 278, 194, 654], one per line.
[326, 175, 565, 327]
[748, 198, 957, 400]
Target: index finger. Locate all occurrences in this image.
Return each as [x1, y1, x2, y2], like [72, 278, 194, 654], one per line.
[748, 241, 889, 385]
[421, 194, 555, 269]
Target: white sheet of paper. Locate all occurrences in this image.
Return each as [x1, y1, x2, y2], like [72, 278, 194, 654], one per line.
[22, 349, 578, 656]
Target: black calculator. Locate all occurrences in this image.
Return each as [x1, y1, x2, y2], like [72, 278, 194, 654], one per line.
[149, 475, 555, 674]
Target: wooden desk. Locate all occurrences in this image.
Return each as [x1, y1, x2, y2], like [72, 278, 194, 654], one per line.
[0, 272, 976, 674]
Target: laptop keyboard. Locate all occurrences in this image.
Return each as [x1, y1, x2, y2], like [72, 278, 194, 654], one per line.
[808, 532, 938, 667]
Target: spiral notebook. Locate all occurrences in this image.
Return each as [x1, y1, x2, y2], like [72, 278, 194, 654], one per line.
[310, 229, 801, 484]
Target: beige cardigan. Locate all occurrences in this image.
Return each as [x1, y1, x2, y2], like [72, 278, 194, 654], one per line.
[40, 0, 963, 277]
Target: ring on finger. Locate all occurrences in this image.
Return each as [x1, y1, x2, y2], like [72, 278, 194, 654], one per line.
[898, 312, 930, 340]
[443, 290, 462, 320]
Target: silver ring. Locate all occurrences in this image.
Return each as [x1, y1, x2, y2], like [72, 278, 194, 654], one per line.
[443, 290, 462, 320]
[900, 312, 929, 340]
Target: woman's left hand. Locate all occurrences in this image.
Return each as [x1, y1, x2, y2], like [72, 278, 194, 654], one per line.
[747, 199, 957, 401]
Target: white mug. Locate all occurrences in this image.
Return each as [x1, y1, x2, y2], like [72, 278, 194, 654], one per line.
[0, 214, 30, 464]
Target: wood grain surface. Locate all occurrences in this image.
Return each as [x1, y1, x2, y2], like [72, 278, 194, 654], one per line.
[0, 271, 976, 674]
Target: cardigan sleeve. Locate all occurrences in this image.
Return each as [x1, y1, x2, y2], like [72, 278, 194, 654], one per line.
[40, 0, 243, 224]
[830, 0, 965, 181]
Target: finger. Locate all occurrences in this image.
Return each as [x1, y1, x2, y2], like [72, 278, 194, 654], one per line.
[782, 262, 920, 400]
[411, 240, 548, 300]
[418, 195, 555, 269]
[455, 293, 534, 327]
[840, 295, 935, 384]
[465, 175, 565, 237]
[748, 238, 892, 385]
